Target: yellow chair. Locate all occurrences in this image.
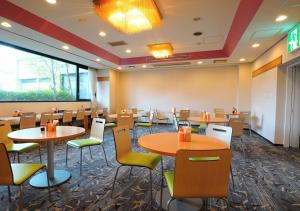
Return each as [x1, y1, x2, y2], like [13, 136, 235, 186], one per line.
[102, 108, 116, 128]
[62, 110, 73, 125]
[66, 118, 108, 176]
[40, 112, 53, 126]
[229, 118, 245, 157]
[112, 126, 162, 207]
[0, 120, 42, 163]
[20, 113, 36, 129]
[0, 143, 50, 208]
[163, 149, 232, 210]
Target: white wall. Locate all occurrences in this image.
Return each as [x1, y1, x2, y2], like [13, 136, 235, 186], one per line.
[251, 36, 300, 144]
[118, 66, 240, 117]
[0, 101, 90, 116]
[238, 63, 252, 111]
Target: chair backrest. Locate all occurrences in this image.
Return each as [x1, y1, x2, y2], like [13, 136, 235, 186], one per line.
[20, 113, 36, 129]
[131, 108, 138, 114]
[240, 111, 251, 127]
[0, 121, 13, 146]
[76, 109, 85, 120]
[206, 124, 232, 149]
[173, 149, 232, 198]
[0, 143, 14, 185]
[117, 113, 134, 129]
[102, 108, 108, 117]
[173, 114, 179, 131]
[63, 110, 73, 123]
[90, 118, 105, 140]
[91, 107, 98, 119]
[214, 108, 224, 113]
[179, 109, 190, 121]
[113, 126, 132, 162]
[215, 112, 225, 118]
[229, 118, 244, 137]
[40, 112, 53, 125]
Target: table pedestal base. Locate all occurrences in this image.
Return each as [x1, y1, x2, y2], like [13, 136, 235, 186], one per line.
[155, 187, 203, 210]
[30, 170, 71, 188]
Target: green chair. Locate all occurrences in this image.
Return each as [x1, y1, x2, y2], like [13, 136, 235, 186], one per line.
[135, 111, 154, 134]
[112, 126, 163, 208]
[155, 109, 170, 127]
[0, 143, 50, 209]
[0, 120, 42, 163]
[102, 108, 117, 128]
[163, 149, 232, 210]
[66, 118, 108, 176]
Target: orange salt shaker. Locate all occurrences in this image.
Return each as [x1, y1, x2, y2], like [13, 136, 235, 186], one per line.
[47, 122, 54, 132]
[184, 127, 191, 142]
[178, 127, 185, 142]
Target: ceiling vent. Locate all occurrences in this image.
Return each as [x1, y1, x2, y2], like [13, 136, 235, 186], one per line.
[108, 41, 128, 47]
[213, 59, 227, 64]
[147, 54, 191, 63]
[128, 65, 135, 68]
[152, 62, 191, 67]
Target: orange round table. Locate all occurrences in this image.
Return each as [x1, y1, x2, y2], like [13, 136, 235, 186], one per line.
[109, 113, 141, 119]
[187, 116, 229, 125]
[8, 126, 85, 188]
[138, 132, 228, 156]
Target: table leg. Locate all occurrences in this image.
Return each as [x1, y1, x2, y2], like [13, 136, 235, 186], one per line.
[84, 115, 89, 130]
[29, 141, 71, 188]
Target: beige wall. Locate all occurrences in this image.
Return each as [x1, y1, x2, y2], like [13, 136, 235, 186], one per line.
[238, 63, 252, 111]
[118, 66, 240, 117]
[109, 69, 120, 113]
[0, 101, 90, 116]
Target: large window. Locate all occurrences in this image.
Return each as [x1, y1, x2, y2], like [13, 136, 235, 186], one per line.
[0, 43, 90, 102]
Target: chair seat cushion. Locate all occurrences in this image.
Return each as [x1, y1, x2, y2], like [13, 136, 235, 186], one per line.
[119, 152, 161, 169]
[191, 127, 198, 133]
[199, 124, 207, 130]
[135, 122, 152, 127]
[67, 138, 102, 148]
[11, 163, 45, 185]
[6, 143, 39, 153]
[105, 122, 116, 127]
[158, 117, 169, 120]
[164, 171, 174, 197]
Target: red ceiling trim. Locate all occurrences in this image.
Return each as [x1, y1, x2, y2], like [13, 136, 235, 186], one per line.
[0, 0, 120, 64]
[223, 0, 263, 56]
[0, 0, 262, 66]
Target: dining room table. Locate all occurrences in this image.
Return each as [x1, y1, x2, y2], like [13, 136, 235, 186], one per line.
[138, 132, 228, 210]
[8, 126, 86, 188]
[187, 116, 229, 126]
[108, 113, 142, 119]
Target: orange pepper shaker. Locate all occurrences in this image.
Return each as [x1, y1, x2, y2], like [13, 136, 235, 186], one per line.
[178, 127, 185, 142]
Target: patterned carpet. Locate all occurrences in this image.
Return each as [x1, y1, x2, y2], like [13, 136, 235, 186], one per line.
[1, 124, 300, 211]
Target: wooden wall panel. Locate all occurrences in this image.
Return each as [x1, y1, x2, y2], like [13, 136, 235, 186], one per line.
[252, 56, 282, 78]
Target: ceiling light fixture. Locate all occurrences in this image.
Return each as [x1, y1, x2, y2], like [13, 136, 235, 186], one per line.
[252, 43, 260, 48]
[148, 43, 173, 59]
[1, 22, 11, 28]
[96, 58, 101, 62]
[276, 15, 287, 22]
[99, 31, 106, 37]
[93, 0, 162, 34]
[240, 58, 246, 62]
[126, 49, 132, 53]
[197, 61, 203, 64]
[117, 66, 122, 70]
[142, 64, 147, 68]
[46, 0, 57, 4]
[62, 45, 70, 50]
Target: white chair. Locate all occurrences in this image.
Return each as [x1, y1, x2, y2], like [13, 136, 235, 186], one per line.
[206, 124, 235, 189]
[66, 118, 108, 175]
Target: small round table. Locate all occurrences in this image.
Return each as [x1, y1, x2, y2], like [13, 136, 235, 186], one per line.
[8, 126, 85, 188]
[108, 113, 142, 119]
[187, 116, 229, 125]
[138, 133, 228, 210]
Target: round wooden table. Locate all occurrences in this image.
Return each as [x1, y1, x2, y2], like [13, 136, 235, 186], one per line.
[8, 126, 85, 188]
[108, 113, 142, 119]
[138, 132, 228, 210]
[138, 132, 228, 156]
[187, 116, 229, 125]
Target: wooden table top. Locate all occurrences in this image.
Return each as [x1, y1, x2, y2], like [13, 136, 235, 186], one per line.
[138, 132, 228, 156]
[8, 126, 85, 142]
[187, 116, 229, 124]
[108, 113, 142, 119]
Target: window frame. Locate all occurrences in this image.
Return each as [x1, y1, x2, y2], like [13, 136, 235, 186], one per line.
[0, 41, 91, 103]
